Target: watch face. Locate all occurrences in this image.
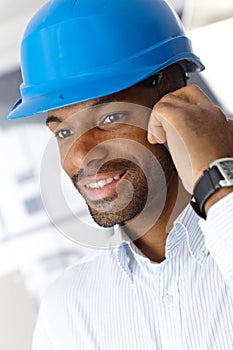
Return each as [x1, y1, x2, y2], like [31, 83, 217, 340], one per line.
[219, 160, 233, 180]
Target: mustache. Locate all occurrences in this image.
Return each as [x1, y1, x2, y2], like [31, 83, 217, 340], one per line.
[71, 159, 135, 187]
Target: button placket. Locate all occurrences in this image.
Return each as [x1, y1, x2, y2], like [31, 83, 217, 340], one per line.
[158, 258, 180, 307]
[162, 292, 174, 307]
[157, 258, 183, 349]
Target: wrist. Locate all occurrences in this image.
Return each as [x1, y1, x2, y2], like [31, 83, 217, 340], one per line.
[193, 158, 233, 219]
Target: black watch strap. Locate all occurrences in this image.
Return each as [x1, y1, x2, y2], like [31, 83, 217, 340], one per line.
[193, 166, 224, 219]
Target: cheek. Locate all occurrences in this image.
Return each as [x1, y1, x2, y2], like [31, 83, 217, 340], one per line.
[58, 142, 77, 177]
[116, 125, 148, 144]
[58, 125, 163, 178]
[61, 152, 73, 177]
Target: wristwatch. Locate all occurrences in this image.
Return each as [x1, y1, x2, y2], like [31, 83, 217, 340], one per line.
[192, 158, 233, 219]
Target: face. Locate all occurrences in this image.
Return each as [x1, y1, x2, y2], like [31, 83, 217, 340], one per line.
[47, 65, 185, 227]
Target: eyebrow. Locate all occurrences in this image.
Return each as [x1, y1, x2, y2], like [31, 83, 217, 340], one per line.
[46, 96, 126, 125]
[90, 96, 126, 109]
[46, 115, 62, 125]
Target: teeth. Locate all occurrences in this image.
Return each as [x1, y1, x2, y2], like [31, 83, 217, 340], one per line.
[98, 180, 108, 188]
[106, 178, 113, 184]
[86, 175, 121, 189]
[87, 183, 100, 189]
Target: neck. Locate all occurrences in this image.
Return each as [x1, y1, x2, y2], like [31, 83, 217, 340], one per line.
[121, 173, 191, 263]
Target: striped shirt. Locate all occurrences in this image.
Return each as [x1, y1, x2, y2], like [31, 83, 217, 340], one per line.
[33, 193, 233, 350]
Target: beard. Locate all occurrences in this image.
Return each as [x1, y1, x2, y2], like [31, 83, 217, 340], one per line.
[73, 160, 149, 227]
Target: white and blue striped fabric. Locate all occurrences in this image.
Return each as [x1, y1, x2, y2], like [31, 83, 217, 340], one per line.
[33, 193, 233, 350]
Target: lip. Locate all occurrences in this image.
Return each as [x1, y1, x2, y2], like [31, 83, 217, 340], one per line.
[78, 171, 127, 201]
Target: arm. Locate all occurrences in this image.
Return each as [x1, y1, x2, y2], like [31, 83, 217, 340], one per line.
[200, 191, 233, 282]
[204, 118, 233, 213]
[148, 84, 233, 279]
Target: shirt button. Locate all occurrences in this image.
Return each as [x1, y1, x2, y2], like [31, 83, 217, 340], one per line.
[162, 293, 173, 306]
[196, 249, 206, 261]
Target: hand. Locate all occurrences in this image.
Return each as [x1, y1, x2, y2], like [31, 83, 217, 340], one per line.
[148, 84, 233, 194]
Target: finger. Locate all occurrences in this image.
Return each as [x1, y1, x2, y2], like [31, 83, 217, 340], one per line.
[148, 126, 166, 144]
[169, 84, 211, 105]
[147, 112, 167, 144]
[154, 84, 211, 110]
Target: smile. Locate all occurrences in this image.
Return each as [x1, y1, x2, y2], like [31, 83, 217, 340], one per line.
[85, 175, 121, 189]
[78, 171, 127, 201]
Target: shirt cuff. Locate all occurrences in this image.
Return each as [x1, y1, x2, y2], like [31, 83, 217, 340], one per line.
[199, 191, 233, 282]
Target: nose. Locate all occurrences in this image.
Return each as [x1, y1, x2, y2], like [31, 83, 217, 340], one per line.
[63, 129, 109, 176]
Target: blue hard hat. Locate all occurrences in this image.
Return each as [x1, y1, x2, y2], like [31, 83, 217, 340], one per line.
[8, 0, 204, 120]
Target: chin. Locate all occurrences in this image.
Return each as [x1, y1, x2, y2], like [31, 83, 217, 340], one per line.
[89, 210, 141, 228]
[87, 193, 147, 228]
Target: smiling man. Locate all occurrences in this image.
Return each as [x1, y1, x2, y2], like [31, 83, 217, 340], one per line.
[46, 64, 186, 240]
[8, 0, 233, 349]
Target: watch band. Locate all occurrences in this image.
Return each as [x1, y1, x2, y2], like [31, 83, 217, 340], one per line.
[193, 166, 224, 219]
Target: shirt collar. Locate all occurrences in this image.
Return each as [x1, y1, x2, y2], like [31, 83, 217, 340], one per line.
[114, 204, 208, 275]
[173, 204, 208, 263]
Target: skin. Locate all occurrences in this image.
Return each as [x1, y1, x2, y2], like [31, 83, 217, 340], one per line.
[47, 64, 233, 262]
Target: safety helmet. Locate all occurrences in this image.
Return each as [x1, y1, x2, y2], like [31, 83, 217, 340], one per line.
[8, 0, 204, 120]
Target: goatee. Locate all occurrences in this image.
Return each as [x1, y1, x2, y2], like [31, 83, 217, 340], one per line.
[73, 160, 148, 227]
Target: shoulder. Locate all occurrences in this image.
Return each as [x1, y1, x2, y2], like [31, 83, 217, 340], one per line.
[33, 250, 115, 347]
[42, 247, 117, 309]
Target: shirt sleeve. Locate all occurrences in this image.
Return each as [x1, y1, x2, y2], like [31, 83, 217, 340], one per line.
[32, 301, 54, 350]
[199, 191, 233, 283]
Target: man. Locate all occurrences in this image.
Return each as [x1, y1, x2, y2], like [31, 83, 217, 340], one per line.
[8, 0, 233, 349]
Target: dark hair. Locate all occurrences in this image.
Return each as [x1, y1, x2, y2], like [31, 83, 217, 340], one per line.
[137, 61, 188, 89]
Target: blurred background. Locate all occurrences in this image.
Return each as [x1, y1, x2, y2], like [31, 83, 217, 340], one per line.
[0, 0, 233, 349]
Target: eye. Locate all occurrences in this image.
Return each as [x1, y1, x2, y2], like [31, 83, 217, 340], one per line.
[102, 112, 125, 124]
[55, 129, 74, 139]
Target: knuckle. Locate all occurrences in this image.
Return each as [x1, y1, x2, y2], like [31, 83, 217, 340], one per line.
[156, 100, 172, 109]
